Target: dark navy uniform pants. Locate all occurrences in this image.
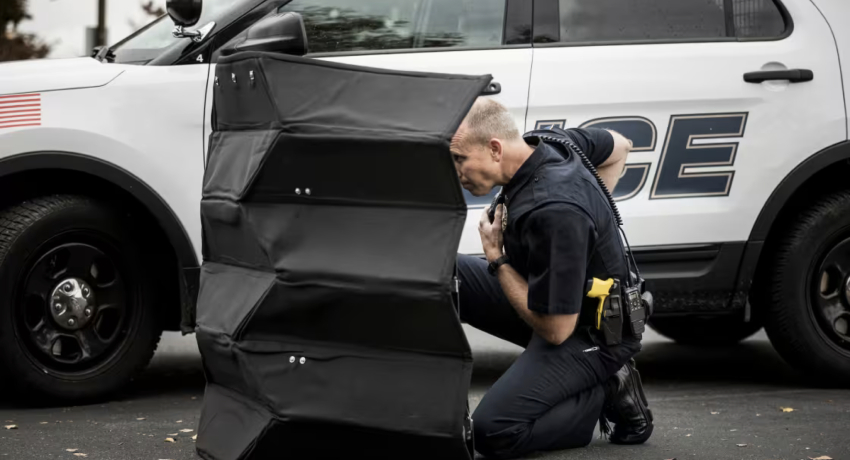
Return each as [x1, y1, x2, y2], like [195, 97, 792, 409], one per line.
[457, 254, 641, 459]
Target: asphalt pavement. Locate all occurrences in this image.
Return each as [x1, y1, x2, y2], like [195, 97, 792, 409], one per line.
[1, 326, 848, 460]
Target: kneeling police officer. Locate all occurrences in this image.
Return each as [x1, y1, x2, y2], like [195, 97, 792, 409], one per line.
[451, 98, 653, 459]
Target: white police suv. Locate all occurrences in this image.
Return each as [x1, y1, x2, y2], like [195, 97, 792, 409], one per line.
[0, 0, 848, 400]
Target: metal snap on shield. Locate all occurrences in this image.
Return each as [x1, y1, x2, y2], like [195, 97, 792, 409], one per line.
[295, 188, 301, 195]
[299, 357, 306, 364]
[305, 188, 311, 196]
[231, 73, 237, 83]
[250, 70, 255, 81]
[289, 356, 295, 363]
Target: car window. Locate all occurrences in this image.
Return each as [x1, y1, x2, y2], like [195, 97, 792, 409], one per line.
[279, 0, 507, 54]
[733, 0, 786, 38]
[539, 0, 785, 44]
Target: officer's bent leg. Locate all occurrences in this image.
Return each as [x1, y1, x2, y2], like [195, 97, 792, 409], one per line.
[471, 331, 618, 459]
[457, 254, 532, 348]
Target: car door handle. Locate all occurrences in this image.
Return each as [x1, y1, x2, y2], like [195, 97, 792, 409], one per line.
[481, 82, 501, 95]
[743, 69, 813, 84]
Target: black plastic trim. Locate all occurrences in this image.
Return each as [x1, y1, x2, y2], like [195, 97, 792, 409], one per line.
[632, 242, 745, 314]
[730, 140, 850, 312]
[744, 69, 813, 83]
[0, 152, 199, 271]
[505, 0, 533, 45]
[749, 141, 850, 242]
[299, 44, 532, 59]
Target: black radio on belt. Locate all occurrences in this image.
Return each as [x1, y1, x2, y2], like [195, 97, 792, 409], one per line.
[623, 284, 646, 336]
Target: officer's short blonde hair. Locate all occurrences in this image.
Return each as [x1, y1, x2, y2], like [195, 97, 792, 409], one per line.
[458, 98, 521, 149]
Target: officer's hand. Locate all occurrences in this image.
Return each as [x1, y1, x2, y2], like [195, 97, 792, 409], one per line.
[479, 204, 504, 262]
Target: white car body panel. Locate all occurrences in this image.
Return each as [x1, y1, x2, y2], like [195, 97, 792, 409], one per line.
[0, 58, 125, 95]
[811, 0, 850, 137]
[526, 0, 845, 248]
[0, 0, 846, 264]
[0, 63, 210, 263]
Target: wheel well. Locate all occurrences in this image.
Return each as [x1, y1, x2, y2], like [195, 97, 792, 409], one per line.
[749, 149, 850, 313]
[0, 168, 183, 331]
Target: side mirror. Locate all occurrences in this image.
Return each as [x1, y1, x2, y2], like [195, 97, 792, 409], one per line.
[168, 0, 216, 43]
[221, 12, 308, 57]
[167, 0, 203, 27]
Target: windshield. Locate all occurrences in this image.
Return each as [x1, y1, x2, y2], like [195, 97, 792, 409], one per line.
[109, 0, 248, 64]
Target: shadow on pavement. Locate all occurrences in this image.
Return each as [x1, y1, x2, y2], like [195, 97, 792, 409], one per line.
[634, 340, 810, 387]
[470, 339, 811, 390]
[0, 334, 815, 409]
[0, 339, 207, 410]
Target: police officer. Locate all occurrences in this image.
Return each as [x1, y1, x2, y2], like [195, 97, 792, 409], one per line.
[451, 98, 653, 459]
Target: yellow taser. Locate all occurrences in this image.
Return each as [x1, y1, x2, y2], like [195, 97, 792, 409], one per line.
[585, 277, 614, 329]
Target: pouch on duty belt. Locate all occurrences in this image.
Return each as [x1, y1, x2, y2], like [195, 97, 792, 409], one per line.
[585, 277, 623, 346]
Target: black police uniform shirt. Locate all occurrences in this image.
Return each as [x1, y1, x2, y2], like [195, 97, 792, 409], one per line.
[500, 127, 630, 329]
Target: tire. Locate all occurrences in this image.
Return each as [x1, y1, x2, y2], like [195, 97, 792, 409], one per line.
[762, 191, 850, 384]
[648, 315, 762, 346]
[0, 195, 163, 402]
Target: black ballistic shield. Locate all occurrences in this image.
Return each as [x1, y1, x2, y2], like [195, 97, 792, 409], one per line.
[194, 51, 491, 459]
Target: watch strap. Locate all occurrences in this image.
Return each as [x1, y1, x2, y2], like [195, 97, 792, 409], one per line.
[488, 255, 510, 276]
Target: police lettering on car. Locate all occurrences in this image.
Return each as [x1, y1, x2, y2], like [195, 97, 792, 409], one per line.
[451, 98, 653, 459]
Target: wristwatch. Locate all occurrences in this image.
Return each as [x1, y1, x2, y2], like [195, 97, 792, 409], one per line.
[488, 255, 510, 276]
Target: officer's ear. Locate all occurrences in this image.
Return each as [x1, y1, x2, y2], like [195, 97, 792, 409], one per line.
[488, 138, 504, 163]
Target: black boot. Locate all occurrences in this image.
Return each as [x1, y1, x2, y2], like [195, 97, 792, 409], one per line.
[599, 359, 653, 444]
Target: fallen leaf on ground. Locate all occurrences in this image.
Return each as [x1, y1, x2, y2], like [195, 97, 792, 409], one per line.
[809, 457, 832, 460]
[136, 418, 145, 421]
[3, 425, 16, 430]
[39, 422, 48, 425]
[730, 429, 737, 432]
[192, 435, 197, 441]
[737, 444, 748, 447]
[686, 434, 691, 437]
[73, 454, 87, 458]
[168, 433, 178, 436]
[165, 438, 175, 443]
[176, 420, 183, 423]
[710, 411, 719, 415]
[756, 413, 761, 416]
[180, 429, 193, 433]
[66, 449, 78, 452]
[780, 407, 795, 412]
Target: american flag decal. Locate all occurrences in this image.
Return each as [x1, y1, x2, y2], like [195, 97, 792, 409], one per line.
[0, 93, 41, 130]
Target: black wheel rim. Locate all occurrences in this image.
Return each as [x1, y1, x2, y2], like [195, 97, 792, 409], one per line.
[12, 231, 135, 377]
[810, 234, 850, 355]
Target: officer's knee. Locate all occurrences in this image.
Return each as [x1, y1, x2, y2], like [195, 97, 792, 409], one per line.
[473, 412, 531, 460]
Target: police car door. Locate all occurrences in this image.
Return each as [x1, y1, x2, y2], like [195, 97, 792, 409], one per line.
[525, 0, 845, 249]
[278, 0, 533, 255]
